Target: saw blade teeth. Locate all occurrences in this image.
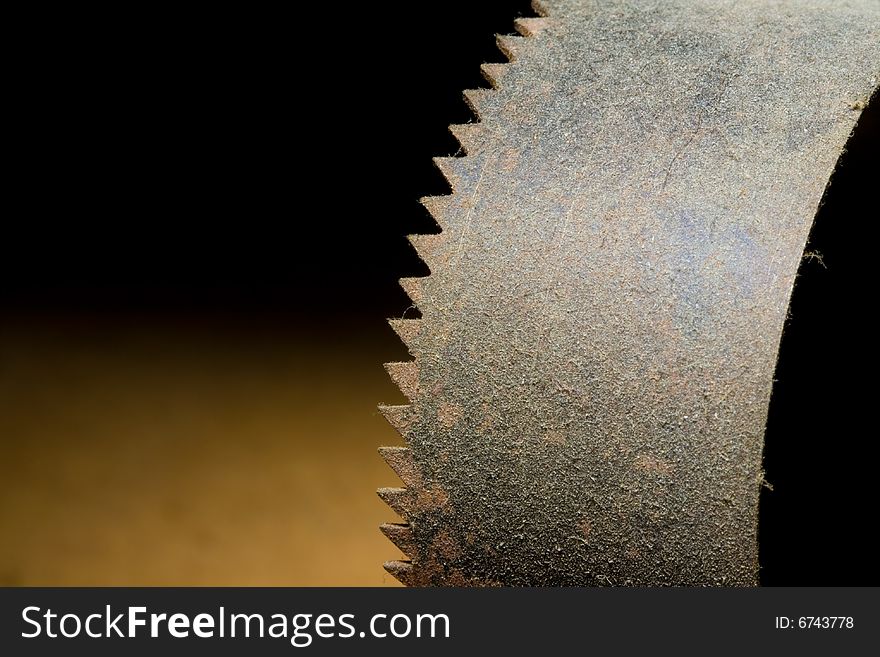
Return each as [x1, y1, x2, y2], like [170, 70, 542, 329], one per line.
[378, 446, 420, 487]
[495, 34, 522, 61]
[531, 0, 550, 17]
[380, 0, 556, 587]
[514, 17, 548, 37]
[407, 233, 444, 271]
[387, 319, 422, 355]
[377, 487, 413, 520]
[380, 523, 418, 558]
[420, 195, 452, 230]
[449, 123, 486, 155]
[462, 89, 492, 118]
[383, 560, 417, 586]
[480, 62, 509, 89]
[378, 404, 415, 437]
[384, 362, 419, 401]
[398, 276, 424, 306]
[432, 156, 465, 190]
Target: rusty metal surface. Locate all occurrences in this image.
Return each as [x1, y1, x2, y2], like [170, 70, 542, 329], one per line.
[379, 0, 879, 586]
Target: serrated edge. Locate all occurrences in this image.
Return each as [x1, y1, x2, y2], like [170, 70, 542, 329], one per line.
[379, 1, 550, 586]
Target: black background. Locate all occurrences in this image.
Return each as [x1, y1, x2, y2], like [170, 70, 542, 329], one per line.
[4, 1, 878, 585]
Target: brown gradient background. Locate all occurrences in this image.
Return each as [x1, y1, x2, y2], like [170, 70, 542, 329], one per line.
[0, 316, 407, 585]
[3, 1, 877, 586]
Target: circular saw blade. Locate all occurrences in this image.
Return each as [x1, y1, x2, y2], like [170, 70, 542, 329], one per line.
[379, 0, 880, 586]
